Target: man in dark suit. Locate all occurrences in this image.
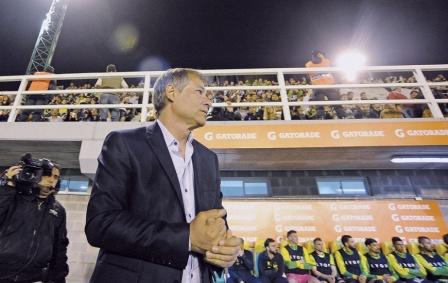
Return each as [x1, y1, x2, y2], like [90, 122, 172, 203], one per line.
[85, 68, 241, 283]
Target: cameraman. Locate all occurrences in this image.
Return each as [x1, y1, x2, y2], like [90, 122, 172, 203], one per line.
[0, 158, 69, 283]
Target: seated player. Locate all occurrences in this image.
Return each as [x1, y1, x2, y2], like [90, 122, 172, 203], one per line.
[310, 238, 343, 283]
[258, 238, 288, 283]
[415, 236, 448, 282]
[334, 235, 368, 283]
[362, 238, 398, 283]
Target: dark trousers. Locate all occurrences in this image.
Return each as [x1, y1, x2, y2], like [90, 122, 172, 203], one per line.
[99, 93, 120, 121]
[25, 96, 48, 121]
[311, 89, 339, 101]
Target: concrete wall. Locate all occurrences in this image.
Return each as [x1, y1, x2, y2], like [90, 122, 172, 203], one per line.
[57, 194, 97, 283]
[56, 169, 448, 282]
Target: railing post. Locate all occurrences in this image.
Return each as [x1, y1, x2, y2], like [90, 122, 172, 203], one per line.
[140, 74, 151, 122]
[413, 68, 444, 118]
[7, 76, 28, 122]
[277, 71, 291, 120]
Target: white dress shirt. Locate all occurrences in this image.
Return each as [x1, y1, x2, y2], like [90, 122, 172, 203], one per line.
[157, 120, 201, 283]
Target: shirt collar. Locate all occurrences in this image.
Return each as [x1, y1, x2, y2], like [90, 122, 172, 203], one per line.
[343, 247, 354, 254]
[157, 120, 193, 148]
[368, 251, 381, 259]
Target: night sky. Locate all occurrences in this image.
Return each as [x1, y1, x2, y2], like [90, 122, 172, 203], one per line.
[1, 0, 448, 76]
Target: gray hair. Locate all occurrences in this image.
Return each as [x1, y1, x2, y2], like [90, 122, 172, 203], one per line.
[153, 68, 206, 114]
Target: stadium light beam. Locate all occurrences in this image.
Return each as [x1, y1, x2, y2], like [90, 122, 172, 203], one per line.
[335, 50, 367, 81]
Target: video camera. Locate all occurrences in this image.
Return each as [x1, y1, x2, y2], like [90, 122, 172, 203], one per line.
[15, 153, 57, 195]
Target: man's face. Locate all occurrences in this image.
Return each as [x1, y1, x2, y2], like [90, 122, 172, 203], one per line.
[288, 233, 298, 245]
[368, 242, 380, 254]
[420, 238, 433, 252]
[314, 240, 324, 252]
[360, 104, 370, 112]
[169, 74, 211, 130]
[393, 241, 406, 253]
[38, 167, 60, 198]
[267, 242, 278, 254]
[345, 238, 355, 249]
[373, 104, 383, 111]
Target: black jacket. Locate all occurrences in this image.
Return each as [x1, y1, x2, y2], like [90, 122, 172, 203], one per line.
[258, 251, 285, 278]
[229, 249, 255, 280]
[0, 186, 69, 282]
[85, 123, 224, 283]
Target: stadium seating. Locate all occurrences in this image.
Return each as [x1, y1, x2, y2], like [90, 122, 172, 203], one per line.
[435, 243, 447, 257]
[381, 241, 394, 255]
[330, 240, 342, 253]
[407, 243, 420, 255]
[355, 242, 368, 255]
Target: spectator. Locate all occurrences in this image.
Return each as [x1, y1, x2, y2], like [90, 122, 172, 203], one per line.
[66, 82, 77, 89]
[26, 65, 56, 122]
[228, 239, 260, 283]
[369, 103, 383, 119]
[291, 107, 306, 120]
[262, 106, 277, 120]
[47, 109, 63, 122]
[415, 236, 448, 281]
[334, 235, 367, 283]
[358, 104, 372, 119]
[362, 238, 398, 283]
[281, 230, 319, 283]
[94, 64, 129, 121]
[66, 110, 79, 122]
[310, 238, 342, 283]
[387, 237, 428, 283]
[0, 110, 8, 122]
[387, 88, 407, 100]
[0, 95, 11, 106]
[244, 106, 263, 121]
[223, 101, 242, 121]
[421, 107, 433, 118]
[15, 110, 31, 122]
[305, 50, 337, 101]
[146, 105, 156, 122]
[258, 238, 288, 283]
[360, 92, 369, 100]
[86, 108, 101, 122]
[403, 90, 424, 118]
[316, 105, 337, 120]
[78, 109, 91, 122]
[380, 104, 404, 119]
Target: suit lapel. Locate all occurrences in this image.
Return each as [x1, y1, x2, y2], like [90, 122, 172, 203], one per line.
[145, 123, 185, 212]
[192, 142, 203, 214]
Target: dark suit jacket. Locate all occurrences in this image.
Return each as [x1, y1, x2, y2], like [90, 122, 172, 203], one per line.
[85, 123, 223, 283]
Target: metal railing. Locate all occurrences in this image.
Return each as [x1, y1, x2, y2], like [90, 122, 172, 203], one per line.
[0, 64, 447, 122]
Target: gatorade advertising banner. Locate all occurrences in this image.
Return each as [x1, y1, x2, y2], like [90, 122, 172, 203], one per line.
[193, 121, 448, 148]
[223, 199, 447, 244]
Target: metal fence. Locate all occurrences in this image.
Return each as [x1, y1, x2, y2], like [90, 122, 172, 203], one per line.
[0, 64, 447, 122]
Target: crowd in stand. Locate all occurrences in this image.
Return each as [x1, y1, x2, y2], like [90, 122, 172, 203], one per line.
[224, 232, 448, 283]
[0, 71, 447, 122]
[206, 74, 448, 121]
